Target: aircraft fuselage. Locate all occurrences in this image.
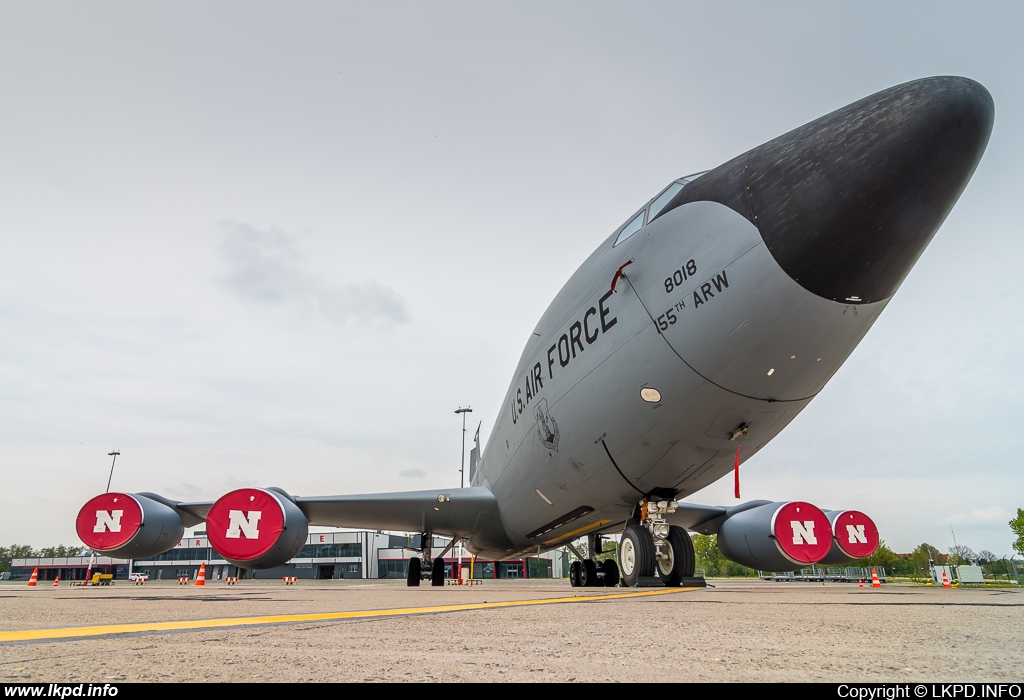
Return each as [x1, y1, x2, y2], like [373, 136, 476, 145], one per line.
[470, 199, 884, 558]
[74, 76, 994, 580]
[469, 75, 994, 559]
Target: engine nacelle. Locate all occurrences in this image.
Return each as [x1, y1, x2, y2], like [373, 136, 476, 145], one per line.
[76, 492, 185, 559]
[818, 510, 880, 565]
[206, 487, 308, 570]
[717, 501, 832, 572]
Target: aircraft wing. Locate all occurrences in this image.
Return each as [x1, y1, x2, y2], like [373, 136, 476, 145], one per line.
[164, 492, 765, 541]
[136, 492, 211, 528]
[147, 486, 500, 540]
[295, 486, 500, 539]
[665, 500, 772, 534]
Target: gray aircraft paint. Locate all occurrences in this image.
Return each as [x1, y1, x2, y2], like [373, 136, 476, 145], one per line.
[627, 202, 889, 401]
[473, 198, 887, 557]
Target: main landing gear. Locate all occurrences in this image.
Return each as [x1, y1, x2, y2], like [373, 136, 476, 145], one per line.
[406, 533, 454, 587]
[619, 498, 696, 587]
[568, 534, 620, 588]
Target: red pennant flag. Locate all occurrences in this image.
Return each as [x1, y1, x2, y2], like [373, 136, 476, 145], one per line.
[734, 445, 741, 499]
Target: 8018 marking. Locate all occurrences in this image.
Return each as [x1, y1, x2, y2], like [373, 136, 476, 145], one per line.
[664, 259, 697, 294]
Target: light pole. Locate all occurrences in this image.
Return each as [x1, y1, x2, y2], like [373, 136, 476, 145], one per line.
[105, 451, 120, 493]
[87, 450, 121, 586]
[455, 407, 473, 488]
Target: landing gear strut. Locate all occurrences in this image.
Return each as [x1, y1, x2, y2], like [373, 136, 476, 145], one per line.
[406, 533, 456, 587]
[567, 534, 620, 588]
[619, 497, 696, 587]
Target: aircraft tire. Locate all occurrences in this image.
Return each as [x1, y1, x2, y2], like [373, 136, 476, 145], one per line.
[657, 526, 695, 587]
[431, 556, 445, 586]
[676, 526, 696, 578]
[580, 559, 598, 587]
[619, 523, 655, 586]
[569, 560, 582, 587]
[407, 557, 421, 587]
[601, 558, 620, 587]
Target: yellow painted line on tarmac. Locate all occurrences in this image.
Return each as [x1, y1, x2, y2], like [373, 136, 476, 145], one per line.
[0, 587, 699, 643]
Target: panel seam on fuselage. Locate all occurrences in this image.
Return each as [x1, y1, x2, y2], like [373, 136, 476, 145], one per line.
[601, 439, 647, 496]
[623, 246, 816, 405]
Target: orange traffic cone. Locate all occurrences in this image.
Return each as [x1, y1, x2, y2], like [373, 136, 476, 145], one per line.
[194, 562, 206, 586]
[858, 579, 864, 588]
[871, 568, 882, 588]
[53, 576, 60, 587]
[941, 570, 951, 588]
[26, 568, 38, 587]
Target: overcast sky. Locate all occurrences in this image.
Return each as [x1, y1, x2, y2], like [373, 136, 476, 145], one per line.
[2, 2, 1021, 559]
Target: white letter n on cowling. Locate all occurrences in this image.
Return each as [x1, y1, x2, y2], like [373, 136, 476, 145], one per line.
[790, 520, 817, 545]
[846, 524, 867, 544]
[226, 510, 262, 539]
[94, 510, 124, 533]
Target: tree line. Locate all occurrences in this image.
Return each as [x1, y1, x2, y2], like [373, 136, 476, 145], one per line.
[1, 545, 85, 573]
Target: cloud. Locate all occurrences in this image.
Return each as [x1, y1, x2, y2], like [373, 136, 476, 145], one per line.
[216, 221, 409, 325]
[317, 279, 408, 326]
[950, 507, 1013, 525]
[162, 482, 207, 500]
[399, 468, 426, 478]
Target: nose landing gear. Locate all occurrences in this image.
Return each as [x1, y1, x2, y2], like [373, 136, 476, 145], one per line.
[619, 498, 698, 587]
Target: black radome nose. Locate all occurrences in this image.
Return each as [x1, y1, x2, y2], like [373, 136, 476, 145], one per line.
[666, 76, 994, 303]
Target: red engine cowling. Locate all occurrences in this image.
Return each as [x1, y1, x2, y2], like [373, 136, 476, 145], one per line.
[717, 501, 832, 572]
[206, 487, 308, 570]
[76, 492, 185, 559]
[818, 510, 880, 564]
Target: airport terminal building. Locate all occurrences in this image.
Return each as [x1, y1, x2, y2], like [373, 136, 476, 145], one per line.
[11, 530, 564, 582]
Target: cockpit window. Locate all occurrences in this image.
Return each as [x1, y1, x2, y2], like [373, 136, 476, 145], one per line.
[611, 171, 709, 247]
[647, 181, 685, 222]
[613, 211, 645, 247]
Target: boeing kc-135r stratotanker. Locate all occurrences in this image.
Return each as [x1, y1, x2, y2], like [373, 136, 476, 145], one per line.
[77, 76, 994, 588]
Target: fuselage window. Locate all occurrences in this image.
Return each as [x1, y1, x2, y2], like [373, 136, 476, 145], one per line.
[647, 181, 685, 223]
[613, 211, 646, 247]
